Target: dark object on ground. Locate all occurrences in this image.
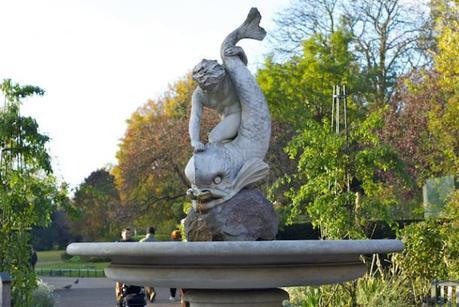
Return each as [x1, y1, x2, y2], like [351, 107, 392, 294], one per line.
[61, 278, 82, 289]
[185, 187, 277, 241]
[118, 284, 146, 307]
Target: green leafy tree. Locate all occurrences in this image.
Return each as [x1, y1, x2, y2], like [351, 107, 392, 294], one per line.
[70, 168, 121, 241]
[284, 109, 406, 239]
[258, 29, 382, 223]
[258, 29, 364, 129]
[0, 79, 65, 306]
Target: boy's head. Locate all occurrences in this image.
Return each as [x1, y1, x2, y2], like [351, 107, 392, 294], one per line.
[192, 59, 226, 92]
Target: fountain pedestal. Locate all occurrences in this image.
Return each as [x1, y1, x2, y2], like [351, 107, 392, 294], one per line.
[67, 240, 403, 306]
[184, 289, 288, 307]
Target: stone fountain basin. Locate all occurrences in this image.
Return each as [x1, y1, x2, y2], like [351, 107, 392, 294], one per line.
[67, 240, 403, 289]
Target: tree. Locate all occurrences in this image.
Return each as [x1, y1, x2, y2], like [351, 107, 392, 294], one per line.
[113, 75, 218, 236]
[31, 210, 75, 250]
[258, 28, 371, 214]
[381, 71, 443, 187]
[0, 79, 65, 306]
[345, 0, 428, 105]
[258, 29, 364, 129]
[381, 0, 458, 187]
[428, 1, 459, 175]
[377, 3, 459, 301]
[271, 0, 341, 53]
[70, 168, 121, 241]
[271, 0, 428, 106]
[283, 109, 406, 239]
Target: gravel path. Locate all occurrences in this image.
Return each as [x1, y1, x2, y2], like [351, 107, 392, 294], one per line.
[42, 277, 181, 307]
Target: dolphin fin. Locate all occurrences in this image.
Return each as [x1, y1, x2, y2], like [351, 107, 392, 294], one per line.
[234, 158, 269, 191]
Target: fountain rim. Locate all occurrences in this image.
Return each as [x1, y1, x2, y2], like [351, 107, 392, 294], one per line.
[67, 239, 403, 258]
[66, 240, 403, 288]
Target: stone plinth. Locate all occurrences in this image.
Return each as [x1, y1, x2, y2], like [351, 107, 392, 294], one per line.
[185, 188, 277, 241]
[184, 289, 289, 307]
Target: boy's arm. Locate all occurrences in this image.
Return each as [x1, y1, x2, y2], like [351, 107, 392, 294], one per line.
[189, 88, 206, 152]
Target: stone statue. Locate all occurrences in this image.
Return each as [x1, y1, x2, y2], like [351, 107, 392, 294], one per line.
[185, 8, 271, 212]
[189, 59, 241, 151]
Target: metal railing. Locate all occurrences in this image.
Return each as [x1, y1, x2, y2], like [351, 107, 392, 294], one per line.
[35, 268, 105, 278]
[424, 280, 459, 306]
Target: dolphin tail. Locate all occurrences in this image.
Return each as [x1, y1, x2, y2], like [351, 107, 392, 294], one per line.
[221, 8, 266, 54]
[238, 8, 266, 41]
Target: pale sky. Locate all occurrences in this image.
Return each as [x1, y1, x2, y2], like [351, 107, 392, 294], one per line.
[0, 0, 288, 189]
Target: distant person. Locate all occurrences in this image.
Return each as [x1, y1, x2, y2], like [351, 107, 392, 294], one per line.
[140, 227, 157, 303]
[169, 229, 182, 302]
[140, 227, 157, 242]
[30, 247, 38, 270]
[119, 227, 135, 242]
[115, 228, 146, 307]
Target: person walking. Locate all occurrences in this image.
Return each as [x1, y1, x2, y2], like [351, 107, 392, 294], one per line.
[115, 227, 146, 307]
[140, 227, 157, 242]
[169, 229, 182, 302]
[30, 247, 38, 270]
[140, 227, 157, 303]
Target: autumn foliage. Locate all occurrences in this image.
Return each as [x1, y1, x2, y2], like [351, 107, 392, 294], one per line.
[112, 74, 218, 234]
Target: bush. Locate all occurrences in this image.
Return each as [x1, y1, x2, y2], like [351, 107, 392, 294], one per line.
[68, 256, 81, 263]
[356, 273, 411, 306]
[393, 191, 459, 303]
[283, 273, 413, 307]
[60, 252, 72, 262]
[283, 287, 320, 307]
[60, 252, 109, 263]
[84, 256, 111, 263]
[283, 254, 414, 306]
[31, 280, 55, 307]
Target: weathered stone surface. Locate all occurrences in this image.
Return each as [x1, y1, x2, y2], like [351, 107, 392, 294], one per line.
[184, 289, 289, 307]
[68, 240, 404, 288]
[184, 8, 271, 211]
[184, 187, 277, 241]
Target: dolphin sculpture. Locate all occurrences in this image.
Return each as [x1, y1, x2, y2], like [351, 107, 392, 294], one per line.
[185, 8, 271, 211]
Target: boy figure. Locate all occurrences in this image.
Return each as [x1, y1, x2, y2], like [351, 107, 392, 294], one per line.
[189, 59, 242, 152]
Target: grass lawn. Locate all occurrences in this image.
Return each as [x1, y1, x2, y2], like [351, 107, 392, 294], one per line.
[37, 261, 108, 270]
[36, 250, 64, 264]
[36, 250, 109, 276]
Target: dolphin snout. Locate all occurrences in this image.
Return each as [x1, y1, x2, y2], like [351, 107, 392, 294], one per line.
[186, 188, 212, 201]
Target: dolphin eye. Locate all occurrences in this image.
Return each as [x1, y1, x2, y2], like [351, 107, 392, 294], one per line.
[213, 176, 222, 185]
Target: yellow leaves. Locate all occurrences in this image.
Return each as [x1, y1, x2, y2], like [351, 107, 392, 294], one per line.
[163, 74, 195, 119]
[436, 20, 459, 93]
[426, 95, 459, 174]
